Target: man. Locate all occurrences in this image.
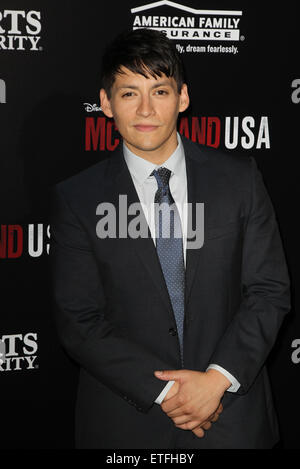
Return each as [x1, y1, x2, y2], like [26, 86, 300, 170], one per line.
[50, 29, 290, 449]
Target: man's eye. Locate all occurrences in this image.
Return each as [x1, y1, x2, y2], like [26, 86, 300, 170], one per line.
[122, 92, 134, 97]
[155, 89, 168, 95]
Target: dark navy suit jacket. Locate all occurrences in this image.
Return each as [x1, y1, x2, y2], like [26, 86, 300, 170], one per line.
[50, 136, 290, 448]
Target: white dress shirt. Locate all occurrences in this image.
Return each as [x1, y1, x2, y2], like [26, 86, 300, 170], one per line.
[123, 134, 240, 404]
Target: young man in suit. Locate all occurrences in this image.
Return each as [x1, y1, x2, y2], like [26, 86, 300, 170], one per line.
[50, 28, 290, 449]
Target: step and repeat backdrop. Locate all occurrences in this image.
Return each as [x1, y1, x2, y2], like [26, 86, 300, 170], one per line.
[0, 1, 298, 449]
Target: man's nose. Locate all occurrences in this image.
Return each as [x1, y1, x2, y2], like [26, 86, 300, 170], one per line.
[136, 95, 154, 117]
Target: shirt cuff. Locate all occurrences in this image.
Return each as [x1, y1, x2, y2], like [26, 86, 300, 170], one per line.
[154, 380, 175, 404]
[206, 364, 240, 392]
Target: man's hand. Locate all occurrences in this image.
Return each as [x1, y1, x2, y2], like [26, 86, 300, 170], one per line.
[163, 381, 223, 438]
[154, 368, 231, 437]
[189, 402, 223, 438]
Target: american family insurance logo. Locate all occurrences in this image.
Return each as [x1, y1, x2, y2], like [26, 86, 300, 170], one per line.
[131, 1, 244, 54]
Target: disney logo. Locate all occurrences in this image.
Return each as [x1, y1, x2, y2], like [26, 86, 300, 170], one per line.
[84, 103, 102, 112]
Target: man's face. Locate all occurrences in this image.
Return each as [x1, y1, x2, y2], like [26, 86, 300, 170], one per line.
[100, 66, 189, 160]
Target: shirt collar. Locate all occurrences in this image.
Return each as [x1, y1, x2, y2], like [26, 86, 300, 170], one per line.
[123, 132, 185, 184]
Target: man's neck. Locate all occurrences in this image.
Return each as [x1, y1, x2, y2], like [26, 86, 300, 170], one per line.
[124, 132, 178, 165]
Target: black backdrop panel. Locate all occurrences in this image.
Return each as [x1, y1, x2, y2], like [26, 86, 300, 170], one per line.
[0, 1, 298, 448]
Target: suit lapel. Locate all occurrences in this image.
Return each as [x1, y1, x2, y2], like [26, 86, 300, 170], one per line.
[105, 145, 174, 317]
[182, 137, 209, 305]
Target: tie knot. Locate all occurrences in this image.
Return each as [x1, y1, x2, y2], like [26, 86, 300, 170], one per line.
[151, 167, 171, 190]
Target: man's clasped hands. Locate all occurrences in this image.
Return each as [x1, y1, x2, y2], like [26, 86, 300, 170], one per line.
[154, 368, 231, 438]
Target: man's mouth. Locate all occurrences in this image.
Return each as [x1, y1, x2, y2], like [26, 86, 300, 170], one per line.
[133, 125, 159, 132]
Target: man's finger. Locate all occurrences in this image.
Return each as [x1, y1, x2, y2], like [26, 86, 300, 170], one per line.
[201, 421, 212, 430]
[204, 405, 222, 423]
[154, 370, 183, 381]
[216, 403, 223, 414]
[205, 403, 223, 422]
[172, 414, 196, 425]
[209, 412, 218, 422]
[161, 396, 186, 414]
[162, 403, 188, 418]
[175, 420, 202, 431]
[192, 426, 205, 438]
[164, 402, 222, 421]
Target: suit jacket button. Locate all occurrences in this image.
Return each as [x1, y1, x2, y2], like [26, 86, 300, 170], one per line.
[169, 327, 177, 336]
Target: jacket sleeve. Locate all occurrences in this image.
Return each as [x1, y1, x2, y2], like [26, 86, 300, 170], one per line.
[49, 185, 172, 412]
[208, 157, 291, 394]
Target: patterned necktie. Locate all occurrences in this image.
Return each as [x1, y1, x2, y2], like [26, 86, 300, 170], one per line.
[151, 167, 185, 366]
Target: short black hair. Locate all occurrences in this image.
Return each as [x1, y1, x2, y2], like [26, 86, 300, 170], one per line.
[100, 28, 185, 98]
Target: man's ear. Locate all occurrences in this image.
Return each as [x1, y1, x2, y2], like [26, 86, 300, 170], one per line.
[178, 84, 190, 113]
[99, 88, 113, 118]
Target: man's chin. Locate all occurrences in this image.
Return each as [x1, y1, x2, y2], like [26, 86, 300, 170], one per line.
[125, 137, 169, 154]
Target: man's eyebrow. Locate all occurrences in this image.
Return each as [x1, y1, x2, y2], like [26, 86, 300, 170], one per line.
[117, 81, 172, 90]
